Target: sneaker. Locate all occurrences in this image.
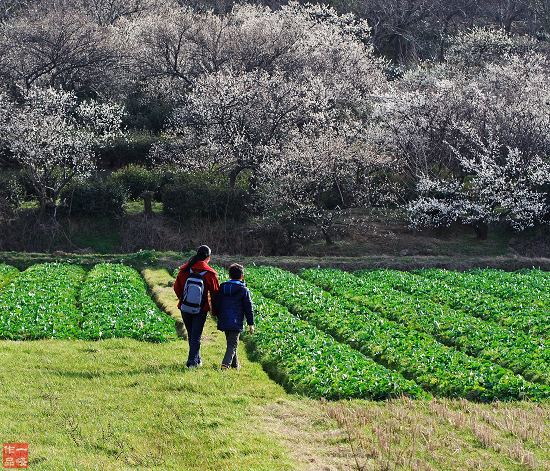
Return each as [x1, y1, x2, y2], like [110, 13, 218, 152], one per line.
[221, 364, 230, 370]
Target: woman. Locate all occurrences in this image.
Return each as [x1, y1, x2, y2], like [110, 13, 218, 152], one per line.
[173, 245, 219, 368]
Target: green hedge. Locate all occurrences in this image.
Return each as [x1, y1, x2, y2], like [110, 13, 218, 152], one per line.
[110, 165, 161, 199]
[61, 178, 127, 217]
[162, 178, 248, 220]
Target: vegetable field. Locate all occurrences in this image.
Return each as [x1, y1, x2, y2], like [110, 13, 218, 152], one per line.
[0, 263, 175, 342]
[1, 262, 548, 402]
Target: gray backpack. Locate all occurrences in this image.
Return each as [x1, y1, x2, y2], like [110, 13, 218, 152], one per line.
[180, 269, 207, 315]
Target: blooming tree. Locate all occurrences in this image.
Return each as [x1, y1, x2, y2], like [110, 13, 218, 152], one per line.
[408, 132, 550, 238]
[150, 2, 388, 187]
[446, 26, 540, 70]
[0, 5, 123, 96]
[255, 125, 397, 245]
[155, 69, 335, 186]
[375, 38, 550, 177]
[0, 87, 124, 213]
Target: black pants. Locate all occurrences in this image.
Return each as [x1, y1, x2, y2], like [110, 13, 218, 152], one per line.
[181, 312, 207, 367]
[222, 331, 240, 368]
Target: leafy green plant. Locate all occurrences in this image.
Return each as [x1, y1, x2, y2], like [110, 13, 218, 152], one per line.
[80, 264, 176, 342]
[342, 269, 549, 385]
[0, 264, 18, 290]
[248, 290, 424, 399]
[247, 266, 549, 401]
[0, 263, 85, 339]
[414, 268, 549, 337]
[213, 265, 423, 399]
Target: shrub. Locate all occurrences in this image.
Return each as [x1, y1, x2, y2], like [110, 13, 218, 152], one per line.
[61, 178, 126, 217]
[161, 174, 248, 220]
[110, 164, 161, 199]
[0, 172, 23, 220]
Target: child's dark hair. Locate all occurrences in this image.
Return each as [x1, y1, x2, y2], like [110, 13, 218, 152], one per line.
[186, 245, 211, 268]
[228, 263, 244, 280]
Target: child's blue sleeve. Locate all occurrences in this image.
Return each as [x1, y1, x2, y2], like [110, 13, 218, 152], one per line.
[243, 288, 254, 325]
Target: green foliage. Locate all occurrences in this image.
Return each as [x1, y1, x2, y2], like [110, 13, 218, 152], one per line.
[80, 264, 176, 342]
[0, 263, 85, 340]
[110, 164, 161, 199]
[61, 178, 127, 217]
[346, 269, 550, 384]
[246, 289, 424, 399]
[161, 172, 248, 220]
[0, 264, 18, 290]
[212, 265, 423, 399]
[247, 266, 549, 401]
[0, 172, 24, 212]
[400, 268, 549, 338]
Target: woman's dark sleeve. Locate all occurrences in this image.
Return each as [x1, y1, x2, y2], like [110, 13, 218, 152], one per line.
[243, 288, 254, 326]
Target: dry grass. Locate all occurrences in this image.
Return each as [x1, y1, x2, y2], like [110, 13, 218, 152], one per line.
[323, 398, 550, 471]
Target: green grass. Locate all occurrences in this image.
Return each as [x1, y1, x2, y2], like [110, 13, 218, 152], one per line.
[1, 333, 548, 470]
[0, 335, 296, 471]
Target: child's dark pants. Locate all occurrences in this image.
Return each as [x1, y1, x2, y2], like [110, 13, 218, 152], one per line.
[182, 312, 207, 367]
[222, 331, 240, 368]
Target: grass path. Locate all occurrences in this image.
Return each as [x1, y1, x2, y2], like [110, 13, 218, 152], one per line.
[0, 332, 339, 470]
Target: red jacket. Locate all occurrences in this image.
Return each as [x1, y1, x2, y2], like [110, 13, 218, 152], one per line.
[174, 260, 220, 315]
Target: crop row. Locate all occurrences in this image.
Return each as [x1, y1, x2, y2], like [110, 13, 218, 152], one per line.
[245, 266, 549, 401]
[212, 265, 424, 399]
[365, 268, 547, 338]
[250, 291, 425, 399]
[415, 268, 549, 337]
[302, 268, 549, 385]
[80, 264, 176, 342]
[0, 263, 85, 340]
[0, 264, 18, 290]
[0, 263, 176, 341]
[417, 268, 550, 302]
[211, 265, 425, 399]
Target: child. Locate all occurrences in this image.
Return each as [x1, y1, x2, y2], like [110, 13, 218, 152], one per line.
[216, 263, 255, 369]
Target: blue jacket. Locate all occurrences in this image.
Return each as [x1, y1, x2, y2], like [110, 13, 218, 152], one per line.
[216, 280, 254, 332]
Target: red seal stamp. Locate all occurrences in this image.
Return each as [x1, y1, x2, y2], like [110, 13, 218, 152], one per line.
[3, 443, 28, 469]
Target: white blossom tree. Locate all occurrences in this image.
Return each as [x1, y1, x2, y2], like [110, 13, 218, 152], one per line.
[0, 4, 123, 96]
[375, 41, 550, 177]
[0, 87, 124, 214]
[408, 131, 550, 238]
[155, 69, 336, 186]
[255, 125, 397, 245]
[149, 2, 388, 185]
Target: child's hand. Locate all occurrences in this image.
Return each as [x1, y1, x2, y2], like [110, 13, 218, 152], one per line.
[248, 325, 255, 335]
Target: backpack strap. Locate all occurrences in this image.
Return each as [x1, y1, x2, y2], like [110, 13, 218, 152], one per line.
[189, 268, 208, 277]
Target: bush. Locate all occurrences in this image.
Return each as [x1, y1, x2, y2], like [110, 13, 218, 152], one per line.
[0, 172, 23, 219]
[96, 133, 157, 168]
[161, 174, 248, 220]
[61, 178, 127, 217]
[110, 164, 161, 199]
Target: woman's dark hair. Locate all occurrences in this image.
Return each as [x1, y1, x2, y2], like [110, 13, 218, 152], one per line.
[228, 263, 244, 280]
[186, 245, 211, 268]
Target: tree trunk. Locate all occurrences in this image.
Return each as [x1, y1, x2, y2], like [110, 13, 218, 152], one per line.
[229, 166, 244, 189]
[321, 227, 334, 246]
[142, 191, 154, 216]
[472, 221, 489, 240]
